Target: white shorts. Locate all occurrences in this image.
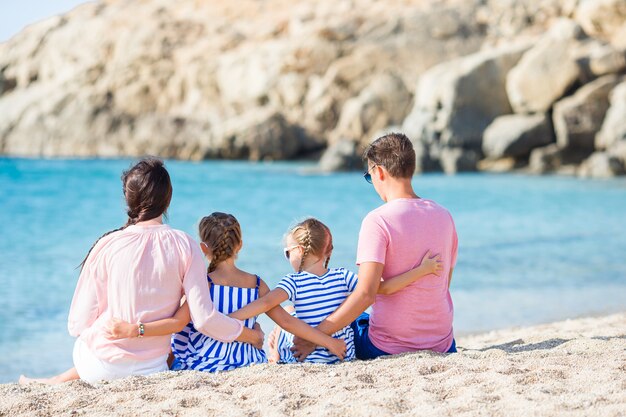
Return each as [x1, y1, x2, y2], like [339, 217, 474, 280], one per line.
[73, 338, 168, 384]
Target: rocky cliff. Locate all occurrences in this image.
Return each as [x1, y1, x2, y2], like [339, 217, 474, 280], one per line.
[0, 0, 624, 177]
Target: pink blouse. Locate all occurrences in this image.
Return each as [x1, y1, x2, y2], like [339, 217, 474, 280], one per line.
[68, 224, 243, 362]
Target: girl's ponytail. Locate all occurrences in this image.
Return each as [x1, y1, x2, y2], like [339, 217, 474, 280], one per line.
[199, 213, 242, 273]
[289, 218, 333, 273]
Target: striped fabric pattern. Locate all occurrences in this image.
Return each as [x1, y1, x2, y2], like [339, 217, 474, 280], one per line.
[171, 275, 267, 372]
[276, 268, 358, 364]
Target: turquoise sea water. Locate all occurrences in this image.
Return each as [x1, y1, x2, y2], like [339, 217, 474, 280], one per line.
[1, 158, 625, 383]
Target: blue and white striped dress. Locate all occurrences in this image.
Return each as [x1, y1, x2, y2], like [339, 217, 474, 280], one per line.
[275, 268, 358, 364]
[171, 275, 267, 372]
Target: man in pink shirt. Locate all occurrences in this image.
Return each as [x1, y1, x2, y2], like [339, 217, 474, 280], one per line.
[293, 133, 457, 360]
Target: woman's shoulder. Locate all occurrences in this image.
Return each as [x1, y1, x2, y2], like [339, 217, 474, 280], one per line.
[139, 226, 202, 260]
[168, 228, 197, 243]
[88, 226, 128, 254]
[148, 227, 198, 250]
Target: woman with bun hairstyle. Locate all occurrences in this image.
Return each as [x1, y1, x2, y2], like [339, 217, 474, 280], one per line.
[20, 158, 263, 385]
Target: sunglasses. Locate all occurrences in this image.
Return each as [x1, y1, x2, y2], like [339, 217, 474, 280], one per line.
[283, 245, 301, 260]
[363, 164, 378, 184]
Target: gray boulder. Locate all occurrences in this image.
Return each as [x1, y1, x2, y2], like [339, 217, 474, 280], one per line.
[612, 24, 626, 50]
[440, 147, 480, 174]
[554, 74, 624, 151]
[0, 71, 17, 96]
[482, 114, 553, 159]
[529, 145, 561, 174]
[608, 140, 626, 164]
[506, 19, 584, 114]
[404, 43, 530, 149]
[596, 82, 626, 150]
[319, 139, 361, 172]
[401, 108, 432, 145]
[578, 151, 625, 178]
[588, 46, 626, 77]
[571, 40, 626, 83]
[575, 0, 626, 45]
[211, 108, 316, 161]
[478, 157, 517, 172]
[330, 73, 412, 144]
[414, 141, 441, 174]
[529, 144, 590, 174]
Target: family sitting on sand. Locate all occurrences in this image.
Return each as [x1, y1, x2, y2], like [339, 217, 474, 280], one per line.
[20, 133, 458, 385]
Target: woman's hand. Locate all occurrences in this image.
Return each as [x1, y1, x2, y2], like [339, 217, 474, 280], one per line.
[251, 323, 265, 350]
[103, 317, 138, 340]
[419, 250, 443, 276]
[236, 323, 265, 350]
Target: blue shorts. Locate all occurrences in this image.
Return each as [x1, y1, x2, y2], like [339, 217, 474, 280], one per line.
[350, 312, 457, 360]
[170, 356, 183, 371]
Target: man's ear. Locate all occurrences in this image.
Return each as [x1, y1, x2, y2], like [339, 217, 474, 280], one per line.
[200, 242, 212, 257]
[376, 165, 386, 181]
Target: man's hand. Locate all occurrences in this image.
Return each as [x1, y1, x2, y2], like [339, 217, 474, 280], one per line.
[290, 336, 316, 362]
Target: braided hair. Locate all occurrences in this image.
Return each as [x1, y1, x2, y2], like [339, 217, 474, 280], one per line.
[199, 213, 243, 273]
[289, 218, 333, 273]
[79, 158, 172, 269]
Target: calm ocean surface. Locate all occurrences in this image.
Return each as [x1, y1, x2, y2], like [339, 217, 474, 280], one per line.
[1, 158, 625, 382]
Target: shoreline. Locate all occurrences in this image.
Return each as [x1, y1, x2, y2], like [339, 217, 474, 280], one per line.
[2, 312, 624, 416]
[4, 156, 626, 179]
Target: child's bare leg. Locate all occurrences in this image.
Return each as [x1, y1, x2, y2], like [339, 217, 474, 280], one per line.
[19, 367, 80, 385]
[268, 305, 296, 363]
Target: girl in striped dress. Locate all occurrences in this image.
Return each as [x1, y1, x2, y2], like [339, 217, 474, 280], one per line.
[229, 218, 443, 364]
[106, 213, 346, 372]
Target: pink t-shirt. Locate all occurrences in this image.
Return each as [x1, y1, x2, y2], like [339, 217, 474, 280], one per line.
[356, 198, 458, 354]
[68, 224, 244, 362]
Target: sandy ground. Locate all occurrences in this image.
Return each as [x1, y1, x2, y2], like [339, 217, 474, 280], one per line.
[1, 313, 624, 417]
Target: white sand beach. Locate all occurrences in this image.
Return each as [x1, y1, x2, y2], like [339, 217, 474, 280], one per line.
[1, 312, 624, 416]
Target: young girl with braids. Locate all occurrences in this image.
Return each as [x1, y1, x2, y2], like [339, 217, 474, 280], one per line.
[228, 218, 443, 364]
[104, 212, 347, 372]
[20, 159, 263, 385]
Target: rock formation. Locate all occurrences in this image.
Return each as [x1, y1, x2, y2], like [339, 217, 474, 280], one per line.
[0, 0, 624, 177]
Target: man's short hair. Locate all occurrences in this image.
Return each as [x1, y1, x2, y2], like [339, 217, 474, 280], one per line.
[363, 132, 416, 178]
